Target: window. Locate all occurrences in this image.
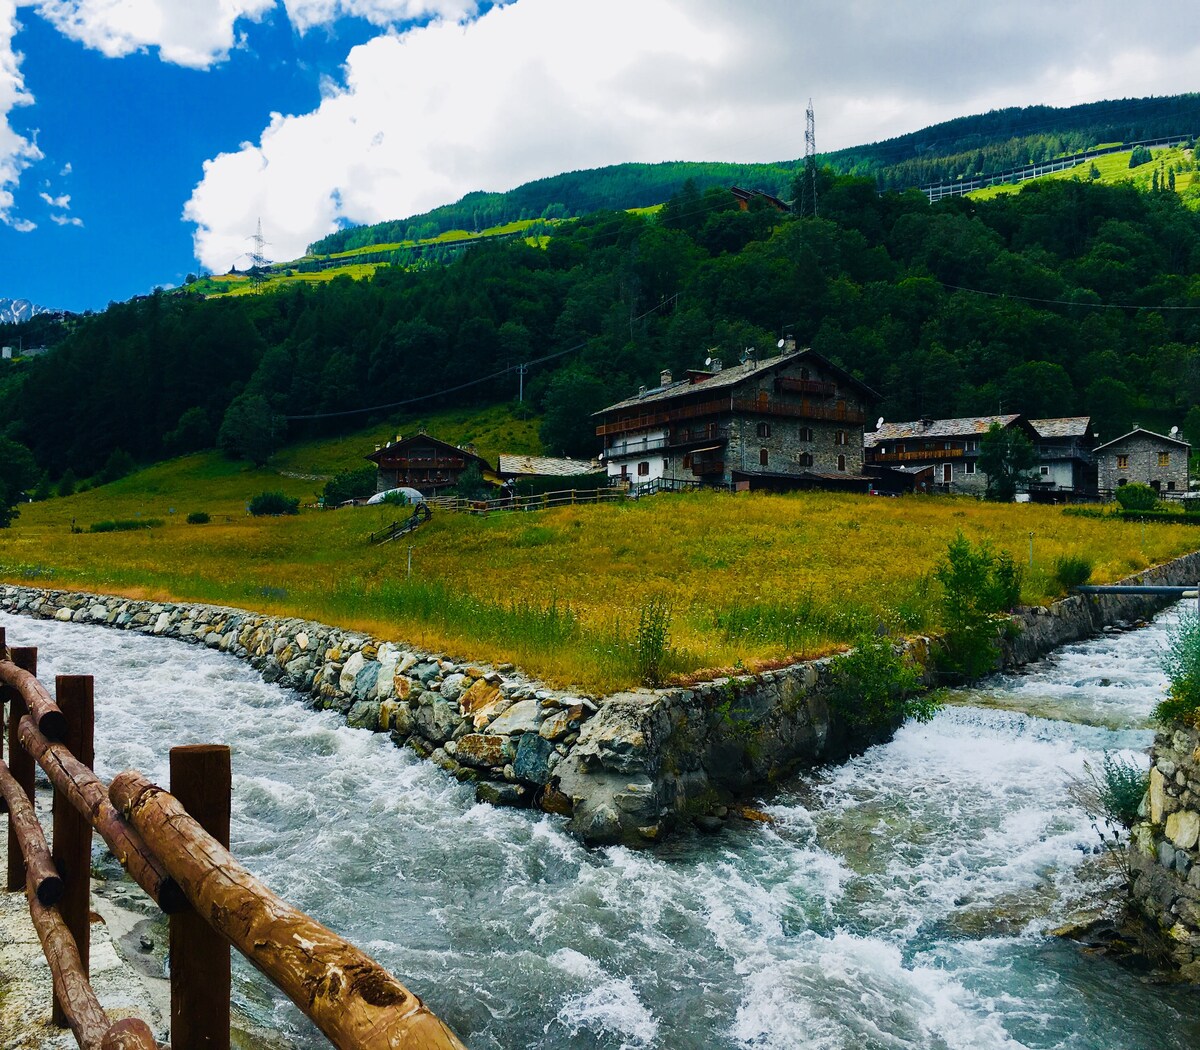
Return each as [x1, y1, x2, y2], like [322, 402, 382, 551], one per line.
[1168, 481, 1177, 491]
[1159, 452, 1171, 467]
[1117, 454, 1129, 469]
[944, 442, 952, 450]
[759, 447, 769, 466]
[683, 453, 692, 468]
[663, 458, 669, 470]
[800, 367, 810, 380]
[835, 430, 848, 446]
[965, 461, 975, 475]
[837, 454, 846, 472]
[637, 461, 650, 476]
[799, 452, 813, 467]
[757, 422, 771, 438]
[799, 427, 814, 442]
[966, 439, 979, 452]
[1040, 465, 1050, 476]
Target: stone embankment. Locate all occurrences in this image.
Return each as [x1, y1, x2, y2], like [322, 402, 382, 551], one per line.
[1131, 728, 1200, 979]
[4, 550, 1199, 847]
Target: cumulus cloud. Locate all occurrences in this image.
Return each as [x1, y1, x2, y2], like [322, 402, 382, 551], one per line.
[183, 0, 1200, 272]
[38, 188, 66, 207]
[31, 0, 275, 69]
[282, 0, 482, 33]
[0, 1, 42, 230]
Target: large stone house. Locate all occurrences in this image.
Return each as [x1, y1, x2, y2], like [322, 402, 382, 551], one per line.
[1094, 427, 1190, 495]
[594, 341, 878, 491]
[366, 432, 497, 495]
[864, 414, 1038, 495]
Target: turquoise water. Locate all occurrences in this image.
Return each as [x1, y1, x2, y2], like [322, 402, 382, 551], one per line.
[4, 608, 1199, 1049]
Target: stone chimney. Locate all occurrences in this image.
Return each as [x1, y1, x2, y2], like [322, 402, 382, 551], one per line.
[638, 385, 648, 397]
[711, 358, 723, 373]
[660, 369, 673, 386]
[783, 334, 796, 352]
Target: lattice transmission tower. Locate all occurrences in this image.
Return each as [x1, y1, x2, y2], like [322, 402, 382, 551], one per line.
[799, 99, 818, 218]
[249, 218, 271, 291]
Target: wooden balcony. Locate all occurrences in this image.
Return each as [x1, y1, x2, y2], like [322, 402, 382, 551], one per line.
[775, 376, 837, 397]
[692, 460, 725, 476]
[731, 398, 866, 425]
[596, 397, 731, 437]
[376, 455, 466, 470]
[869, 448, 965, 464]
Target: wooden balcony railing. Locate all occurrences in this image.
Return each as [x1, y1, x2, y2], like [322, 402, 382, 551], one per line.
[775, 377, 837, 397]
[731, 399, 866, 425]
[692, 461, 726, 476]
[595, 398, 731, 437]
[869, 448, 965, 463]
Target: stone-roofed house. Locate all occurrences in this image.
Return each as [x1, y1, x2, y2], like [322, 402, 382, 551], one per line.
[497, 454, 601, 481]
[594, 338, 879, 492]
[1028, 416, 1098, 498]
[366, 432, 497, 496]
[864, 414, 1038, 495]
[1094, 427, 1190, 496]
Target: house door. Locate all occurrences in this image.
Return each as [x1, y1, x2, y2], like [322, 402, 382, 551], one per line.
[943, 463, 952, 485]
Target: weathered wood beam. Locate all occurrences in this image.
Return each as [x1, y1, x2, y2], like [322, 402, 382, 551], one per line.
[0, 656, 68, 739]
[18, 715, 185, 914]
[5, 645, 37, 892]
[110, 769, 468, 1050]
[0, 757, 63, 905]
[25, 876, 159, 1050]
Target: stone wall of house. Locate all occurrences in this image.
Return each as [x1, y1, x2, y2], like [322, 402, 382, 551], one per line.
[4, 553, 1198, 847]
[1129, 725, 1200, 980]
[1098, 434, 1189, 493]
[724, 416, 860, 479]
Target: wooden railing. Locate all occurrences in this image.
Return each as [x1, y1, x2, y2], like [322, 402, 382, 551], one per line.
[595, 397, 733, 437]
[426, 486, 627, 515]
[0, 627, 466, 1050]
[731, 398, 867, 425]
[869, 448, 966, 463]
[368, 502, 432, 544]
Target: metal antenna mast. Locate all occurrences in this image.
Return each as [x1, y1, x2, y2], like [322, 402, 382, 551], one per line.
[249, 218, 270, 291]
[801, 99, 818, 218]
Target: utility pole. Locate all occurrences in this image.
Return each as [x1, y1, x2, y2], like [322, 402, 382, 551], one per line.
[517, 362, 528, 402]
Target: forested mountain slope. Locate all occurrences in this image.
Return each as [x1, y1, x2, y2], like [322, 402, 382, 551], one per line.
[4, 175, 1200, 480]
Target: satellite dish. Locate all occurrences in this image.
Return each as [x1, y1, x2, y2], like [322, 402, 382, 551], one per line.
[1172, 426, 1179, 435]
[876, 417, 885, 430]
[704, 357, 712, 367]
[777, 338, 785, 348]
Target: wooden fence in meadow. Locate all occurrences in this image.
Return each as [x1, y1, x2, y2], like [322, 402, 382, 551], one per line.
[0, 626, 466, 1050]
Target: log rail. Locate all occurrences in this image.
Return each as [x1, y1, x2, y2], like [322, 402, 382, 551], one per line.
[0, 625, 467, 1050]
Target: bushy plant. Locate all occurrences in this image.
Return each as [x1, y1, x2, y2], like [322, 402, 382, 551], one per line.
[1052, 553, 1093, 592]
[933, 531, 1022, 680]
[380, 489, 410, 506]
[186, 511, 211, 525]
[323, 466, 377, 507]
[826, 634, 930, 731]
[89, 518, 164, 533]
[633, 596, 672, 687]
[1114, 482, 1159, 512]
[1156, 612, 1200, 725]
[97, 448, 135, 485]
[248, 491, 300, 516]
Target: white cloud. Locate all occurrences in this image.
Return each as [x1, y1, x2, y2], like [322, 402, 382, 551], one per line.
[183, 0, 1200, 272]
[282, 0, 482, 33]
[0, 0, 42, 230]
[49, 211, 81, 225]
[39, 188, 67, 207]
[31, 0, 276, 69]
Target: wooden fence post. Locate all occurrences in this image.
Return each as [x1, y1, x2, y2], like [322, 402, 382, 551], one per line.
[52, 674, 94, 1028]
[170, 744, 231, 1050]
[6, 645, 37, 893]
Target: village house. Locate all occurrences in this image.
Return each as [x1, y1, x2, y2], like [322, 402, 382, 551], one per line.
[366, 432, 498, 496]
[593, 339, 879, 492]
[1028, 416, 1098, 498]
[1094, 427, 1190, 495]
[864, 414, 1038, 495]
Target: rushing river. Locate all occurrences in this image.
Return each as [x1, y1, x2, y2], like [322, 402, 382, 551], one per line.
[5, 608, 1200, 1049]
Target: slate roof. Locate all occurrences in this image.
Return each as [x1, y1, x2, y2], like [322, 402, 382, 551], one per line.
[498, 454, 599, 477]
[596, 349, 879, 416]
[1093, 427, 1191, 452]
[1029, 416, 1091, 439]
[864, 414, 1020, 448]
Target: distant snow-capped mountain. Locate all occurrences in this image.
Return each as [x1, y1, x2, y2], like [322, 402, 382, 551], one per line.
[0, 298, 51, 324]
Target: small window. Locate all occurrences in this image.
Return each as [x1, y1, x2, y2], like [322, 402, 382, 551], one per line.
[799, 427, 814, 442]
[663, 458, 669, 470]
[637, 461, 650, 476]
[759, 447, 769, 467]
[683, 453, 692, 468]
[1168, 481, 1177, 491]
[944, 441, 952, 450]
[1159, 452, 1171, 467]
[757, 422, 771, 438]
[965, 461, 975, 475]
[1040, 465, 1050, 476]
[799, 452, 813, 467]
[1117, 454, 1129, 469]
[837, 454, 846, 472]
[835, 430, 848, 446]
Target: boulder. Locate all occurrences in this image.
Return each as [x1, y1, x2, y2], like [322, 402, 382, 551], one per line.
[513, 733, 555, 785]
[347, 701, 381, 731]
[439, 673, 469, 703]
[415, 699, 458, 745]
[475, 782, 529, 807]
[339, 651, 366, 693]
[1167, 810, 1200, 851]
[485, 698, 541, 737]
[456, 734, 514, 769]
[351, 661, 380, 701]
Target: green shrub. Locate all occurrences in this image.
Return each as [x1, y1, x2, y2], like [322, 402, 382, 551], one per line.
[1095, 752, 1149, 828]
[1156, 612, 1200, 725]
[323, 466, 377, 507]
[186, 511, 211, 525]
[1114, 482, 1159, 511]
[89, 518, 164, 533]
[1052, 553, 1093, 592]
[633, 596, 672, 687]
[933, 531, 1022, 680]
[826, 634, 930, 732]
[97, 448, 135, 485]
[57, 469, 77, 499]
[248, 491, 300, 516]
[380, 489, 410, 506]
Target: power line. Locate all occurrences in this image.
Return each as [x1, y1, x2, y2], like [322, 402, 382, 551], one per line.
[939, 281, 1200, 311]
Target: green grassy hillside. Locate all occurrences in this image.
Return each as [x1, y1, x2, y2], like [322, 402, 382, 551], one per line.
[968, 145, 1198, 201]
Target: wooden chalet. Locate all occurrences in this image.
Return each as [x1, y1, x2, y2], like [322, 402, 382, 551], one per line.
[366, 433, 497, 496]
[594, 338, 879, 492]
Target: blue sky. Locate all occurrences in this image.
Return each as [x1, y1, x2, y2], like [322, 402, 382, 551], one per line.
[2, 0, 1200, 313]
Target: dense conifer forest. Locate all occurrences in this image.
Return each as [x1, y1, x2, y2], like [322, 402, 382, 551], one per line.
[4, 169, 1200, 479]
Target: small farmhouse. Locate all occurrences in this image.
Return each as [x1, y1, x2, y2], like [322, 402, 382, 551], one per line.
[366, 433, 497, 496]
[1094, 427, 1190, 495]
[593, 339, 878, 491]
[864, 414, 1038, 495]
[1028, 416, 1098, 498]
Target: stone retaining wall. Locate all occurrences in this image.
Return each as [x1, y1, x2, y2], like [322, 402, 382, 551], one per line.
[3, 550, 1198, 846]
[1130, 725, 1200, 980]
